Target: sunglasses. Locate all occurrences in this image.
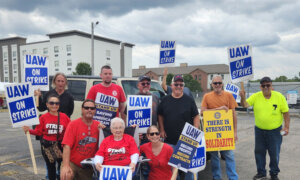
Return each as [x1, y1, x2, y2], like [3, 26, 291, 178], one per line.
[174, 83, 184, 87]
[141, 82, 150, 86]
[213, 82, 222, 85]
[83, 106, 96, 110]
[48, 101, 60, 105]
[149, 132, 160, 136]
[261, 84, 271, 88]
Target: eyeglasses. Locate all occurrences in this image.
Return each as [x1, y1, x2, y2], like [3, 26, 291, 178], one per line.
[141, 82, 150, 86]
[83, 106, 96, 110]
[261, 84, 271, 88]
[213, 82, 222, 85]
[48, 101, 60, 106]
[112, 126, 124, 130]
[174, 83, 184, 87]
[149, 132, 160, 136]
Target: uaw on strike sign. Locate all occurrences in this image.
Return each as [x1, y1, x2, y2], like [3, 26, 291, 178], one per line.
[94, 93, 119, 126]
[24, 54, 49, 91]
[159, 40, 176, 66]
[227, 44, 254, 83]
[4, 83, 39, 128]
[203, 110, 235, 151]
[127, 95, 152, 133]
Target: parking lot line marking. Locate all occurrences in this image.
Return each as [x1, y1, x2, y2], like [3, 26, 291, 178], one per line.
[0, 155, 42, 166]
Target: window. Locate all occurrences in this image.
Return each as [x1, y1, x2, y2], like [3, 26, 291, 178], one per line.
[12, 51, 17, 57]
[4, 65, 8, 71]
[67, 60, 72, 66]
[67, 53, 71, 56]
[198, 75, 201, 80]
[4, 77, 8, 82]
[66, 45, 71, 52]
[13, 58, 16, 61]
[32, 49, 37, 54]
[106, 50, 111, 57]
[221, 74, 224, 79]
[54, 46, 59, 53]
[4, 59, 7, 62]
[54, 61, 59, 67]
[3, 52, 8, 58]
[13, 77, 18, 82]
[14, 71, 17, 74]
[67, 68, 72, 71]
[194, 75, 197, 80]
[43, 48, 48, 54]
[55, 68, 59, 71]
[13, 64, 17, 70]
[55, 54, 59, 57]
[68, 80, 86, 101]
[210, 74, 213, 80]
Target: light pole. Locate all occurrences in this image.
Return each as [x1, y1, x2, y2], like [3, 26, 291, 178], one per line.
[91, 21, 99, 76]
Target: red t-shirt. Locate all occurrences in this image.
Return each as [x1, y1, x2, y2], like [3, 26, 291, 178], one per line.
[140, 142, 173, 180]
[29, 112, 70, 141]
[86, 83, 126, 126]
[62, 118, 100, 167]
[95, 134, 139, 166]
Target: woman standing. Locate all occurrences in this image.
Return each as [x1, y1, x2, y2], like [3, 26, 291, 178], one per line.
[140, 125, 173, 180]
[23, 95, 71, 180]
[36, 73, 74, 117]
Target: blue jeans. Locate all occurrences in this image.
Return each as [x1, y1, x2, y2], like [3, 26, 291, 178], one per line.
[211, 150, 238, 180]
[255, 126, 282, 176]
[168, 144, 198, 180]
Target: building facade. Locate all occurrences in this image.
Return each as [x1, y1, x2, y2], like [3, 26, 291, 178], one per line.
[132, 63, 230, 93]
[0, 30, 134, 83]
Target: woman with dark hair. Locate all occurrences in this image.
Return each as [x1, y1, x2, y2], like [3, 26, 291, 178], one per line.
[36, 72, 74, 117]
[23, 94, 71, 180]
[140, 125, 173, 180]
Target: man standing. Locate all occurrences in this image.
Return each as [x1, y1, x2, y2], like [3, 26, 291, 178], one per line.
[87, 65, 126, 125]
[158, 74, 200, 179]
[201, 76, 238, 180]
[60, 99, 104, 180]
[240, 77, 290, 180]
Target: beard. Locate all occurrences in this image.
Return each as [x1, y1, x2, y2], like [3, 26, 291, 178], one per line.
[103, 80, 112, 85]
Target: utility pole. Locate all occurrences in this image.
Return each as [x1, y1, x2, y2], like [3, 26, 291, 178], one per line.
[91, 21, 99, 75]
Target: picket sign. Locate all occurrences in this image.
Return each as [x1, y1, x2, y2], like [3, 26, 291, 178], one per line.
[99, 165, 132, 180]
[159, 40, 176, 67]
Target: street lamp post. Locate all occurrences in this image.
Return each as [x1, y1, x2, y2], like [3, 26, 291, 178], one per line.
[91, 21, 99, 76]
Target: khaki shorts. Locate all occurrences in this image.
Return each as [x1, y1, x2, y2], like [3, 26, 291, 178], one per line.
[68, 161, 94, 180]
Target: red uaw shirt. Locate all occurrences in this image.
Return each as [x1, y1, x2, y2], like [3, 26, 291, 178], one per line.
[62, 118, 100, 167]
[95, 134, 139, 166]
[87, 83, 126, 126]
[29, 112, 70, 141]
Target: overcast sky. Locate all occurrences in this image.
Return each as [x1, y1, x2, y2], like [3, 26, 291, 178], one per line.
[1, 0, 300, 80]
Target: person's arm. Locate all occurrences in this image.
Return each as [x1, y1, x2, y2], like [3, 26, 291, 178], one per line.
[119, 102, 126, 121]
[282, 112, 290, 136]
[60, 145, 73, 180]
[232, 109, 238, 141]
[94, 155, 104, 172]
[239, 90, 250, 108]
[162, 67, 168, 92]
[37, 90, 48, 112]
[68, 94, 74, 117]
[193, 115, 200, 129]
[130, 153, 139, 172]
[158, 115, 166, 139]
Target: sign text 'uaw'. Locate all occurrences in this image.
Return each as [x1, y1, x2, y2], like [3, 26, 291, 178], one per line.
[159, 40, 176, 67]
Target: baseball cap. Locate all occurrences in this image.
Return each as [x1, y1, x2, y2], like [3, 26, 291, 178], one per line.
[139, 75, 151, 82]
[172, 74, 184, 82]
[260, 77, 272, 84]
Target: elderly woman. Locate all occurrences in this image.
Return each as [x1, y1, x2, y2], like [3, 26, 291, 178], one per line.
[140, 125, 173, 180]
[94, 117, 139, 172]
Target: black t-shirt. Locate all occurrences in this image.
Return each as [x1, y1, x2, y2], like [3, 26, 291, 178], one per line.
[38, 89, 74, 117]
[158, 94, 198, 145]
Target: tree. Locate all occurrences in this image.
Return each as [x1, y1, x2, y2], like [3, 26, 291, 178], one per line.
[74, 62, 92, 75]
[274, 75, 288, 82]
[166, 74, 174, 86]
[183, 74, 202, 92]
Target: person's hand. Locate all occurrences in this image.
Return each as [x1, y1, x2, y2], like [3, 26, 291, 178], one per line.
[60, 165, 73, 180]
[22, 126, 30, 134]
[129, 162, 136, 172]
[95, 163, 103, 172]
[218, 106, 229, 112]
[34, 89, 41, 97]
[160, 130, 167, 139]
[130, 124, 137, 128]
[98, 123, 106, 129]
[239, 90, 246, 98]
[281, 127, 289, 136]
[163, 67, 168, 76]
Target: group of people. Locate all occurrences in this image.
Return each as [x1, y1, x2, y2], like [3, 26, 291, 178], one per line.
[22, 65, 290, 180]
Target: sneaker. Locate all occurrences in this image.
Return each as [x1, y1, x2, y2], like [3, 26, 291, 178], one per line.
[253, 173, 267, 180]
[271, 175, 279, 180]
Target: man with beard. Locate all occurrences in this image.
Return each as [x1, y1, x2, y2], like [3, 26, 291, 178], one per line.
[61, 99, 105, 180]
[87, 65, 126, 126]
[201, 76, 238, 180]
[158, 74, 200, 180]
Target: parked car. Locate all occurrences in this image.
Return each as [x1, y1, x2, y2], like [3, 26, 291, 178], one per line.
[40, 75, 165, 120]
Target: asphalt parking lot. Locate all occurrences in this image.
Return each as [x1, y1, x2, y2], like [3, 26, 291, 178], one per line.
[0, 111, 300, 180]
